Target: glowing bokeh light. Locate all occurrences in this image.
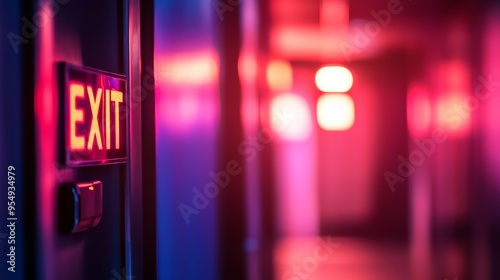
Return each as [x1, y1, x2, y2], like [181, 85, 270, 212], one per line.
[315, 66, 353, 93]
[157, 52, 218, 86]
[436, 93, 471, 137]
[432, 60, 471, 137]
[270, 93, 312, 141]
[266, 60, 293, 92]
[316, 93, 355, 131]
[238, 52, 257, 84]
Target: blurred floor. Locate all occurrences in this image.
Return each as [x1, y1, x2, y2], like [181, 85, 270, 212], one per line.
[274, 237, 411, 280]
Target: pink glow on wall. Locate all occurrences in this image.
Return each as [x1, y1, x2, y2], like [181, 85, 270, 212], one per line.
[316, 79, 376, 224]
[409, 169, 432, 280]
[158, 89, 219, 132]
[34, 4, 56, 280]
[239, 52, 257, 85]
[275, 136, 318, 236]
[407, 84, 431, 138]
[239, 52, 259, 130]
[269, 0, 348, 61]
[156, 52, 220, 132]
[270, 26, 348, 61]
[272, 68, 318, 237]
[320, 0, 349, 32]
[439, 60, 470, 91]
[482, 10, 500, 193]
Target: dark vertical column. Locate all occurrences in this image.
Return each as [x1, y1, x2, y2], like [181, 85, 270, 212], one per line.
[125, 0, 144, 278]
[117, 0, 126, 275]
[21, 0, 36, 279]
[256, 1, 276, 279]
[468, 2, 486, 279]
[140, 0, 157, 279]
[216, 5, 247, 280]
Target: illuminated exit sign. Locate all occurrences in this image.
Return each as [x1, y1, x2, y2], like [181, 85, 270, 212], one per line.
[59, 63, 127, 166]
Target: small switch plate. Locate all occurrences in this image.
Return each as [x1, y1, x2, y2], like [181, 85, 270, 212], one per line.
[58, 181, 103, 234]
